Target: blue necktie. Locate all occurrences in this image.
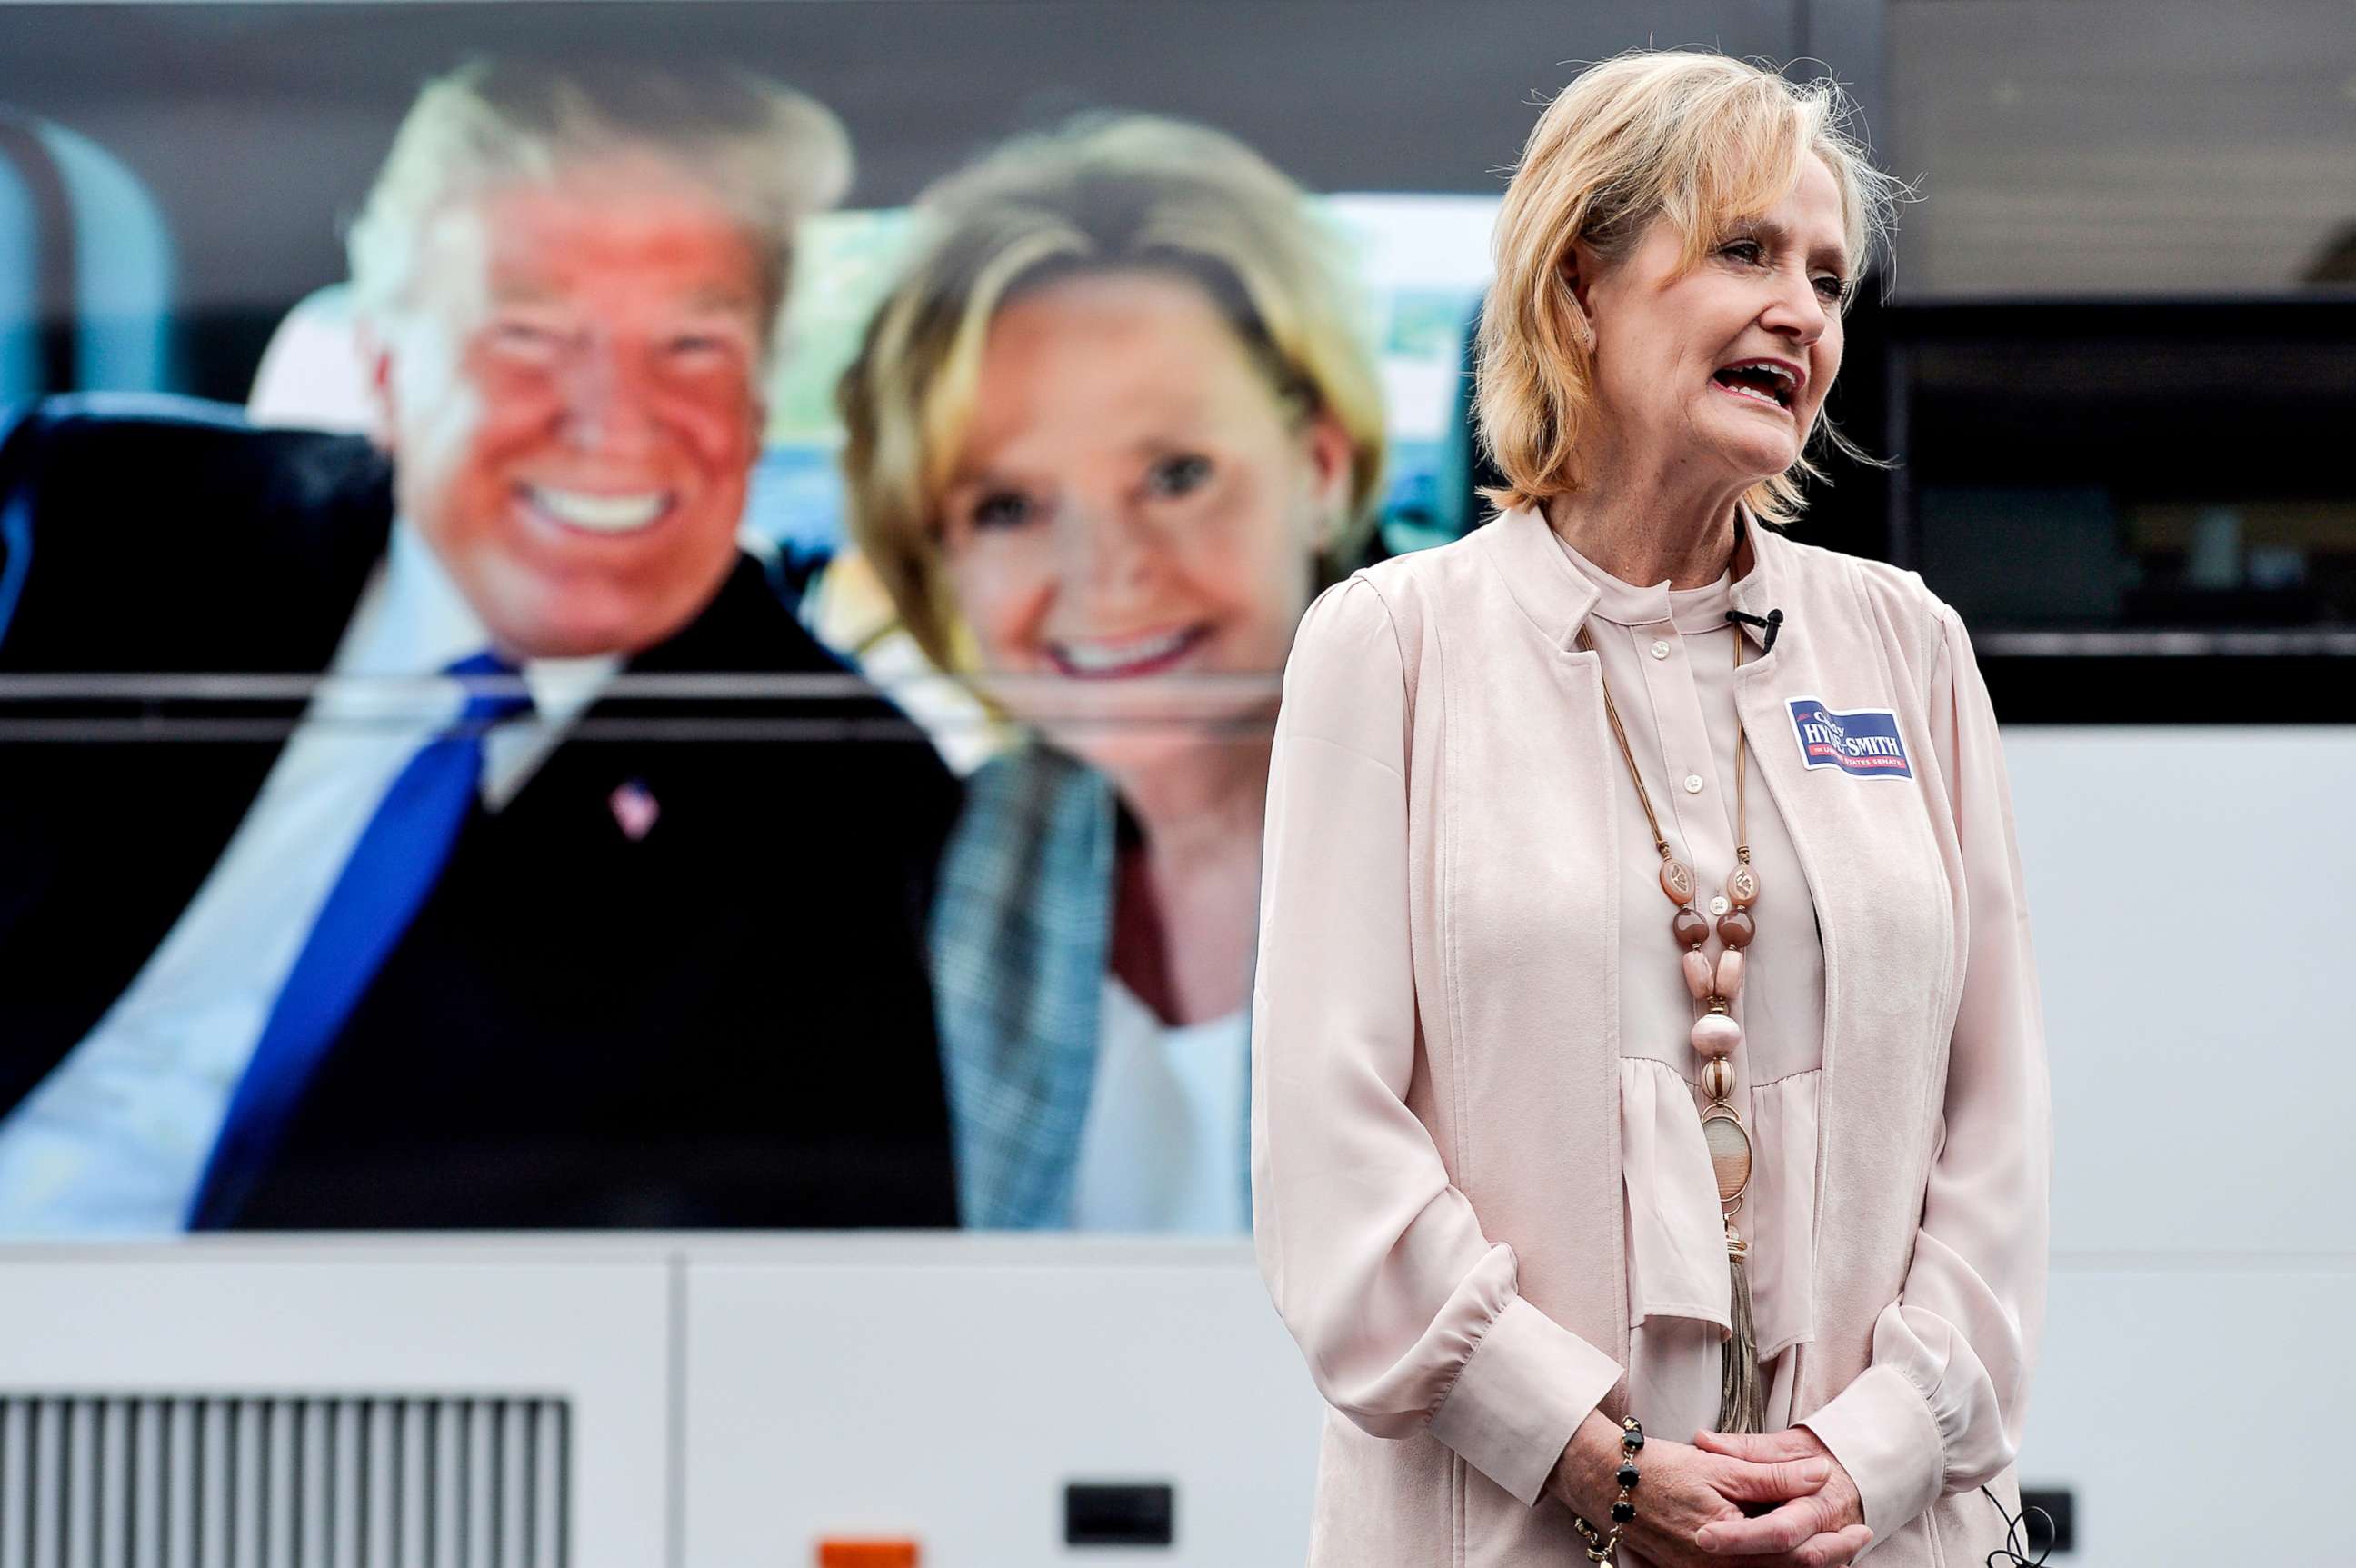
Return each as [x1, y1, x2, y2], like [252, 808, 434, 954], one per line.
[186, 652, 532, 1229]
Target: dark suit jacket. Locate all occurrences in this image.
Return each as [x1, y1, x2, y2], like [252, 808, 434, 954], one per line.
[0, 397, 960, 1229]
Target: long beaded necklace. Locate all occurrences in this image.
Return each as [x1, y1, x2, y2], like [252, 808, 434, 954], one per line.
[1576, 604, 1767, 1435]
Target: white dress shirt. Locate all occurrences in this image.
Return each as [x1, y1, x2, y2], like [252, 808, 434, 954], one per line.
[1067, 975, 1251, 1233]
[0, 524, 618, 1235]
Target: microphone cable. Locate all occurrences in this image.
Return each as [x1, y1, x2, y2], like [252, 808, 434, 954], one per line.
[1979, 1483, 2054, 1567]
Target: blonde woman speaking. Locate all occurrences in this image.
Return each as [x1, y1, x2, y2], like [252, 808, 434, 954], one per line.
[1251, 51, 2048, 1568]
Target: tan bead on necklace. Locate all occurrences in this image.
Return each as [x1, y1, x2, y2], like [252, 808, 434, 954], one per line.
[1578, 598, 1769, 1435]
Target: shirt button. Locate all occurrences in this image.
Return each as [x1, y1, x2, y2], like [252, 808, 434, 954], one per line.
[1650, 639, 1672, 660]
[1683, 774, 1704, 794]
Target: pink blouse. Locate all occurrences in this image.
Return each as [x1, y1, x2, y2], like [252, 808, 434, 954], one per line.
[1551, 529, 1823, 1448]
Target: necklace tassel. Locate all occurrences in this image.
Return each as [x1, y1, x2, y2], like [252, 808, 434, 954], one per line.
[1717, 1226, 1767, 1434]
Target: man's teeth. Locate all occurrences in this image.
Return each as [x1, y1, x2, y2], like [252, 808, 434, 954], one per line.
[1053, 627, 1198, 673]
[529, 486, 669, 534]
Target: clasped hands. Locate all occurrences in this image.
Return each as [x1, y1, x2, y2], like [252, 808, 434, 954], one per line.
[1550, 1413, 1872, 1568]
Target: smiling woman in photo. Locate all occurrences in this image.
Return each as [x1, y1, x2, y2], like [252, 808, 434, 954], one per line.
[836, 115, 1385, 1232]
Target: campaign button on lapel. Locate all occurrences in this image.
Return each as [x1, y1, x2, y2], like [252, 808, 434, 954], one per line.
[1786, 697, 1912, 779]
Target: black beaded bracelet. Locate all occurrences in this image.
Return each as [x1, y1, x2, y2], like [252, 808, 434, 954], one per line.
[1572, 1416, 1643, 1563]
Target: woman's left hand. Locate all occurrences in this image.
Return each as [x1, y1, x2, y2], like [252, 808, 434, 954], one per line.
[1687, 1428, 1865, 1557]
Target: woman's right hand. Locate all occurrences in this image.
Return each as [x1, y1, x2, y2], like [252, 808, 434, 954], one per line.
[1549, 1413, 1873, 1568]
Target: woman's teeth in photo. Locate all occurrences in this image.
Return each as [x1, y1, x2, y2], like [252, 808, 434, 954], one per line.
[1047, 624, 1211, 677]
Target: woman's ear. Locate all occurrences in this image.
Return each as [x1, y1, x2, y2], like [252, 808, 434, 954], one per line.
[1562, 240, 1600, 352]
[1298, 409, 1355, 549]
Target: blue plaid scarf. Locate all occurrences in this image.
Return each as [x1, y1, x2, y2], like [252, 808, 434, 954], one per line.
[931, 743, 1253, 1230]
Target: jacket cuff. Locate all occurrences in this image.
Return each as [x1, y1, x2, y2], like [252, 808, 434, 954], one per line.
[1799, 1364, 1946, 1548]
[1426, 1294, 1622, 1507]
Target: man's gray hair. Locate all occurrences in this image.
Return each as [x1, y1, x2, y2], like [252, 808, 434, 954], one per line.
[346, 56, 853, 353]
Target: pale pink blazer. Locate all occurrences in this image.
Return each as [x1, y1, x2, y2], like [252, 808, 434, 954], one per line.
[1251, 506, 2049, 1566]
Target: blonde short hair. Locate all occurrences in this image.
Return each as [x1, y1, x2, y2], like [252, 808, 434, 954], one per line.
[836, 115, 1388, 673]
[346, 56, 852, 359]
[1476, 49, 1909, 523]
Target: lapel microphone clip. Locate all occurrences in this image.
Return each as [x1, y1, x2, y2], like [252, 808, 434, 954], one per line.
[1724, 607, 1784, 654]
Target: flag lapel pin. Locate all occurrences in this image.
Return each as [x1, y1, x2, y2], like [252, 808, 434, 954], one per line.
[609, 778, 661, 841]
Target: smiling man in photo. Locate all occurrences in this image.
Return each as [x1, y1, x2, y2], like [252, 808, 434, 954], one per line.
[0, 59, 961, 1233]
